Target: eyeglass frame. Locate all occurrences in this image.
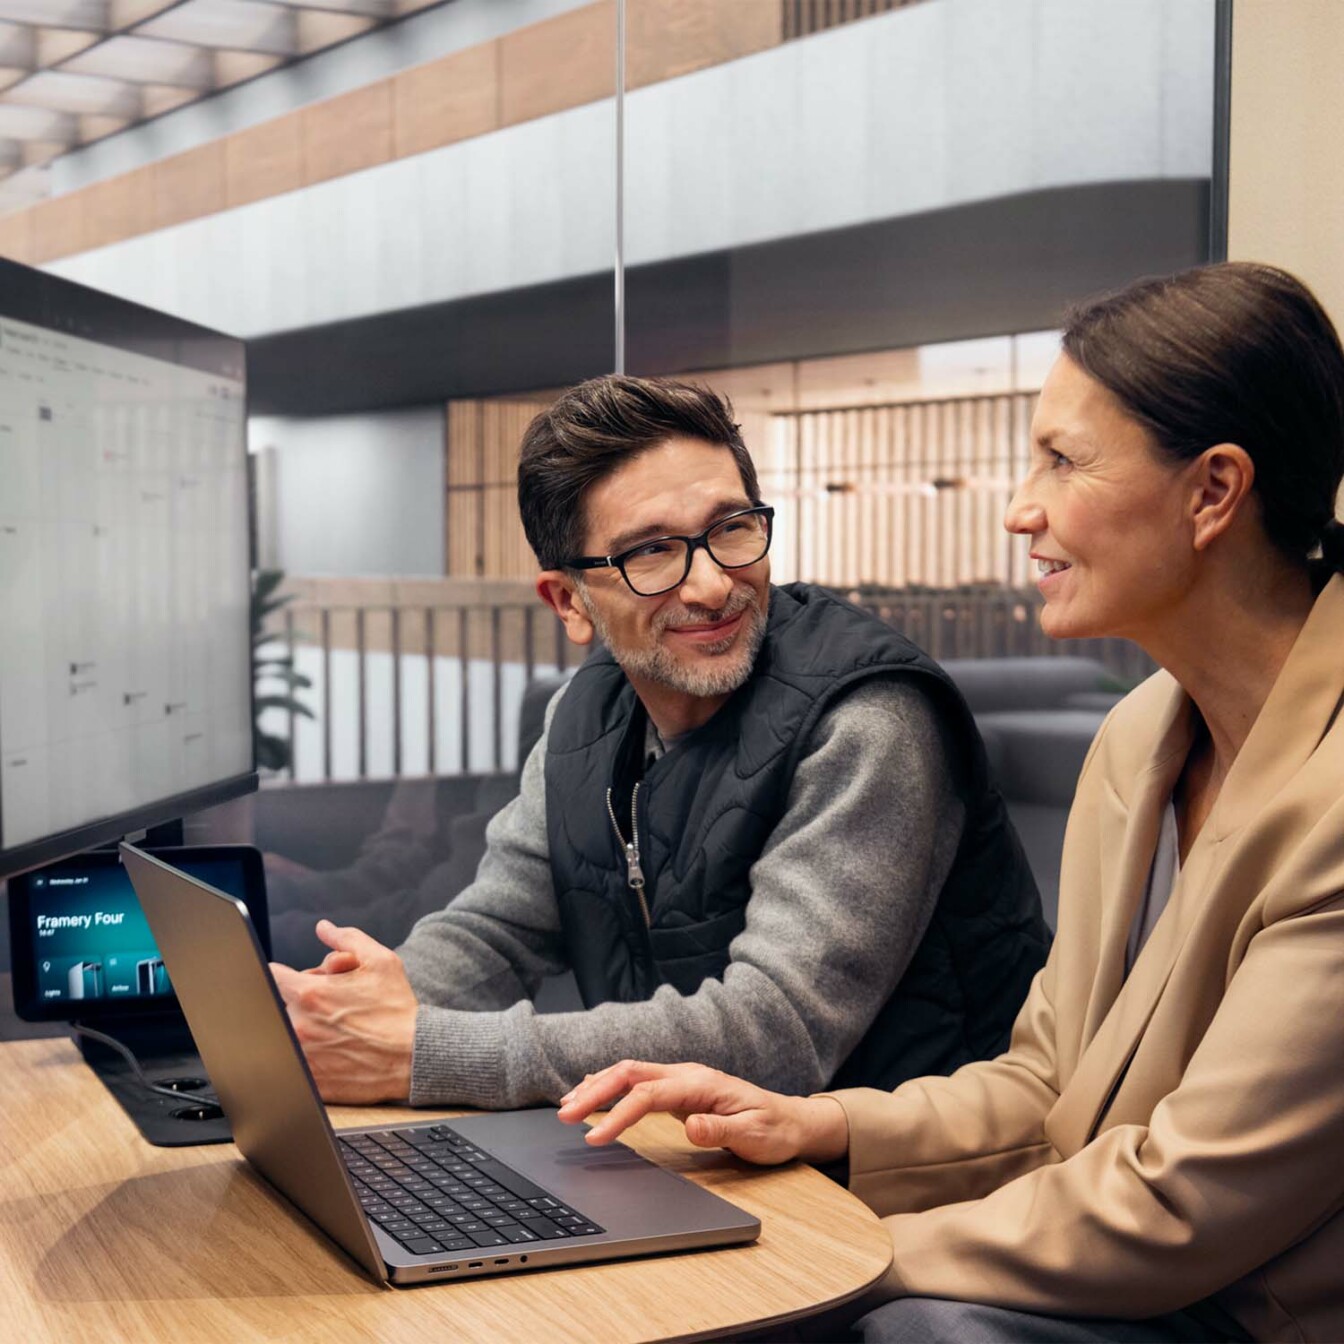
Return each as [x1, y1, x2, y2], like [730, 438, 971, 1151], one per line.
[561, 504, 775, 597]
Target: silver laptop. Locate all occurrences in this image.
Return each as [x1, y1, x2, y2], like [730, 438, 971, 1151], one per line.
[120, 842, 760, 1285]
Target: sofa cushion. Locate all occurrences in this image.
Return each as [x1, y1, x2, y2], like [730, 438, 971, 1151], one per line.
[943, 656, 1117, 714]
[974, 709, 1107, 807]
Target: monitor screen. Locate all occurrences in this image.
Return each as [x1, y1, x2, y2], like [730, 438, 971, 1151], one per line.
[0, 260, 255, 878]
[8, 845, 269, 1022]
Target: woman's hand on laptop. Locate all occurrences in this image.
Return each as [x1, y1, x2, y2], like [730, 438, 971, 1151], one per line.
[269, 919, 416, 1104]
[557, 1060, 848, 1167]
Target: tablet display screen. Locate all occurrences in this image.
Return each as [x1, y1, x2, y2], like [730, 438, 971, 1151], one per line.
[8, 846, 268, 1021]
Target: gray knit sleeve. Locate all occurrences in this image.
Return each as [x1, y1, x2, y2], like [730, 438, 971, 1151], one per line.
[404, 676, 965, 1109]
[396, 685, 570, 1022]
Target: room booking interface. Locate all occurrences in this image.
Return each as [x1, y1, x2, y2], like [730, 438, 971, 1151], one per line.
[0, 315, 251, 851]
[28, 868, 174, 1005]
[24, 854, 252, 1007]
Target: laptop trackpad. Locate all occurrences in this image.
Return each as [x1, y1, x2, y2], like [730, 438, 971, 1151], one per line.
[446, 1108, 752, 1238]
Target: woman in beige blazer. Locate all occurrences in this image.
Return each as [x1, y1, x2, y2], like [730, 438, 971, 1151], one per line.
[558, 263, 1344, 1344]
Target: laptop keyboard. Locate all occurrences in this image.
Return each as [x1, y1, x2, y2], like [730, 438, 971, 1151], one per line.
[339, 1124, 605, 1258]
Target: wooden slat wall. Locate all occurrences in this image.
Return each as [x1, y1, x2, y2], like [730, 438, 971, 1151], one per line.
[443, 387, 1035, 590]
[764, 391, 1034, 589]
[781, 0, 926, 42]
[0, 0, 847, 267]
[445, 396, 556, 580]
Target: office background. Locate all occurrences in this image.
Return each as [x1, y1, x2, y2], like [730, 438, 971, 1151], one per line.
[0, 0, 1338, 941]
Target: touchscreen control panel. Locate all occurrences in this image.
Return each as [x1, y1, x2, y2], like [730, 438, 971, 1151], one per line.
[8, 846, 267, 1020]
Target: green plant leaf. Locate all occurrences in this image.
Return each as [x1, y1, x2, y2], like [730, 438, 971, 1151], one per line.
[254, 694, 315, 719]
[251, 567, 313, 768]
[254, 729, 291, 772]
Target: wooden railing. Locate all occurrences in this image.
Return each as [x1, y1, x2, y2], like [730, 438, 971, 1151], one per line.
[258, 576, 1150, 784]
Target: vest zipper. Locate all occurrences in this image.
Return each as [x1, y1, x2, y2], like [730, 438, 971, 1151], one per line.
[605, 782, 651, 928]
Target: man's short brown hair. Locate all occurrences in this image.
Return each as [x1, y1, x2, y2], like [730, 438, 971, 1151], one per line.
[517, 374, 761, 570]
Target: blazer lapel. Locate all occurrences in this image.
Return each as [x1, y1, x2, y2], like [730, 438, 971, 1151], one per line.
[1052, 687, 1193, 1152]
[1051, 576, 1344, 1155]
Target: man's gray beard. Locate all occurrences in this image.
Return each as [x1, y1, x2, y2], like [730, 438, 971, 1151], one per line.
[582, 585, 769, 699]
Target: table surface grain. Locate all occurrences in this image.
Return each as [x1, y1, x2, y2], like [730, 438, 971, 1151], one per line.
[0, 1037, 892, 1343]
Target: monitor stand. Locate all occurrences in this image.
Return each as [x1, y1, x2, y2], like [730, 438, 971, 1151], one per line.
[73, 1013, 233, 1147]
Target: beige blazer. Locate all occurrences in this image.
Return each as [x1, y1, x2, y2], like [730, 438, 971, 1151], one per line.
[828, 574, 1344, 1342]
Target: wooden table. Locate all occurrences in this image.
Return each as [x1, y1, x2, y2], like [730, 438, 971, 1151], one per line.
[0, 1038, 892, 1342]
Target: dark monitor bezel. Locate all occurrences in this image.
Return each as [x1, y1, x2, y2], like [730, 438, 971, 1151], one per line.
[8, 844, 270, 1023]
[0, 256, 256, 882]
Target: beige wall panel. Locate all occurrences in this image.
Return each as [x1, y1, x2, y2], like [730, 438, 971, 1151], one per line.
[627, 0, 782, 91]
[81, 169, 155, 251]
[28, 195, 85, 265]
[500, 0, 616, 128]
[0, 209, 34, 264]
[394, 40, 500, 160]
[1228, 0, 1344, 329]
[227, 115, 305, 208]
[302, 81, 395, 186]
[152, 142, 227, 231]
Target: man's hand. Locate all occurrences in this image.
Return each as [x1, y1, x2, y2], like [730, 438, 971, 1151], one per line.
[556, 1060, 849, 1167]
[270, 919, 417, 1104]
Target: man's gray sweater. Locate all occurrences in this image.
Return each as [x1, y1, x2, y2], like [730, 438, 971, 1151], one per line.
[397, 677, 963, 1108]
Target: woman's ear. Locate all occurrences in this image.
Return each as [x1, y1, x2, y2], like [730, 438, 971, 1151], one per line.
[1190, 443, 1256, 552]
[537, 571, 596, 646]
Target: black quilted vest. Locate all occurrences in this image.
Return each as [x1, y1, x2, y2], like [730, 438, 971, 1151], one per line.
[544, 583, 1049, 1090]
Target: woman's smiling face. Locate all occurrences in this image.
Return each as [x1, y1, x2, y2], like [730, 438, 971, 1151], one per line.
[1005, 354, 1201, 645]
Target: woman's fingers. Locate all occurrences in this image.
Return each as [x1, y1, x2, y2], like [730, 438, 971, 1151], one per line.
[557, 1059, 690, 1122]
[557, 1060, 850, 1167]
[556, 1060, 803, 1164]
[580, 1077, 693, 1144]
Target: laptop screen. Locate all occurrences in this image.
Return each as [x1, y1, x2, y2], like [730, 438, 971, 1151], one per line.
[8, 845, 268, 1021]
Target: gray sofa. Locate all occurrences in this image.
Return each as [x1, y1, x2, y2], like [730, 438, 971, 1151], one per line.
[254, 656, 1125, 963]
[943, 657, 1126, 929]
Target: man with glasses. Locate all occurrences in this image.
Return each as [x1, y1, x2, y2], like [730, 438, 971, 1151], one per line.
[273, 375, 1047, 1110]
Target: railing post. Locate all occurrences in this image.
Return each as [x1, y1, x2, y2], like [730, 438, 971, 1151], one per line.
[355, 607, 367, 779]
[284, 605, 297, 781]
[426, 607, 437, 776]
[321, 607, 332, 781]
[459, 606, 470, 773]
[491, 605, 503, 771]
[390, 605, 402, 778]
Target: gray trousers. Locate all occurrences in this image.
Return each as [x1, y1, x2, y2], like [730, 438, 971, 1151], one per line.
[853, 1298, 1244, 1344]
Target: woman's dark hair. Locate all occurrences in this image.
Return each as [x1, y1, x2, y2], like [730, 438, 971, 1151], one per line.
[517, 374, 760, 570]
[1063, 261, 1344, 573]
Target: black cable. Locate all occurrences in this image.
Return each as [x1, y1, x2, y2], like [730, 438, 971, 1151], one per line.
[69, 1022, 220, 1106]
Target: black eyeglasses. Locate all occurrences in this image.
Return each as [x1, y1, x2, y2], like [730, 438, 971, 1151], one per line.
[564, 505, 774, 597]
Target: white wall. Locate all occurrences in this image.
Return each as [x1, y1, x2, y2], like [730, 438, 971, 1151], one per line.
[249, 408, 445, 576]
[46, 0, 1215, 340]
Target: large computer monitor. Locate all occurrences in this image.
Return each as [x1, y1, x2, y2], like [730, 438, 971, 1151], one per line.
[0, 258, 256, 881]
